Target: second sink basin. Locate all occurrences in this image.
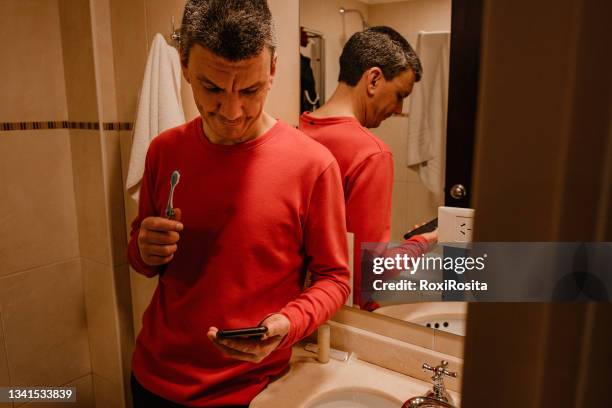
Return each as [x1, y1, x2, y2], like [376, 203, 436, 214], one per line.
[305, 387, 403, 408]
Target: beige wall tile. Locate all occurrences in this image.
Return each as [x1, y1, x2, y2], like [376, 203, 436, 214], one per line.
[119, 130, 137, 253]
[109, 0, 149, 123]
[113, 264, 135, 401]
[391, 181, 409, 242]
[102, 131, 127, 266]
[0, 1, 68, 122]
[371, 116, 410, 183]
[118, 131, 133, 189]
[81, 259, 122, 381]
[69, 130, 112, 265]
[266, 0, 300, 125]
[114, 264, 135, 341]
[114, 264, 135, 406]
[119, 130, 154, 338]
[368, 0, 452, 46]
[405, 181, 441, 229]
[0, 260, 90, 387]
[89, 0, 119, 123]
[58, 0, 99, 122]
[129, 267, 157, 339]
[93, 374, 126, 408]
[82, 260, 133, 406]
[0, 130, 79, 277]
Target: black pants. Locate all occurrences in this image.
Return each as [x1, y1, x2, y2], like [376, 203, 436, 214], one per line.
[130, 373, 249, 408]
[131, 373, 187, 408]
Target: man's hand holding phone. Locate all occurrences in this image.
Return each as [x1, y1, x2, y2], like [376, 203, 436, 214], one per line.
[207, 314, 291, 363]
[138, 208, 183, 266]
[405, 218, 438, 246]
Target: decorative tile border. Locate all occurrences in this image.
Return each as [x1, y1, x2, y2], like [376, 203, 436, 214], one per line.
[103, 122, 133, 131]
[0, 121, 133, 132]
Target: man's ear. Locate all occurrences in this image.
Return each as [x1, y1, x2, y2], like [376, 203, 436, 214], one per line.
[179, 49, 191, 84]
[365, 67, 383, 97]
[269, 52, 278, 87]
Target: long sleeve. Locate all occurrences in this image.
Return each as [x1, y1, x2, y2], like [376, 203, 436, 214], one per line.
[127, 142, 164, 278]
[278, 162, 350, 347]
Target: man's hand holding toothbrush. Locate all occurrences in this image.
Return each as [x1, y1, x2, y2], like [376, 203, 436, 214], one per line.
[137, 209, 183, 266]
[138, 170, 183, 266]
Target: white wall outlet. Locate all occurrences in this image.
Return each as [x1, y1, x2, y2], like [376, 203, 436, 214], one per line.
[438, 206, 476, 243]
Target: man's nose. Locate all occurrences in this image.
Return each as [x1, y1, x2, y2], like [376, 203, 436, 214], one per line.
[218, 92, 243, 120]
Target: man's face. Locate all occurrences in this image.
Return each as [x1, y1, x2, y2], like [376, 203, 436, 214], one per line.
[182, 44, 276, 144]
[364, 69, 416, 128]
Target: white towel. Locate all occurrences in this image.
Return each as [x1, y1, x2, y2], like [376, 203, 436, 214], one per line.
[405, 31, 451, 197]
[126, 33, 185, 201]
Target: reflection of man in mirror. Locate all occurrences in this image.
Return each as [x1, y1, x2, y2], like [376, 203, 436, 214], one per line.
[300, 26, 319, 113]
[127, 1, 350, 406]
[300, 27, 437, 310]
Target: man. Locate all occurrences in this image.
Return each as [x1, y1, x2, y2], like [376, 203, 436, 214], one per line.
[127, 1, 350, 406]
[299, 27, 436, 309]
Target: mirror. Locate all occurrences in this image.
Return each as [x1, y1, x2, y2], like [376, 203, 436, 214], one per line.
[299, 0, 468, 336]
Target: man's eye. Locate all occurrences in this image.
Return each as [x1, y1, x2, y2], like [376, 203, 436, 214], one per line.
[240, 88, 258, 96]
[205, 87, 222, 93]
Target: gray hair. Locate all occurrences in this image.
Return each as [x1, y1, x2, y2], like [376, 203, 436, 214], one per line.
[180, 0, 277, 64]
[339, 26, 422, 86]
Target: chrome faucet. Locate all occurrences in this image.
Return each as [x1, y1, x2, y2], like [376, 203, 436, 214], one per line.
[402, 360, 457, 408]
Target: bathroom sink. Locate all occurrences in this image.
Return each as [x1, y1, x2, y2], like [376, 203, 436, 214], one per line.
[250, 347, 460, 408]
[373, 302, 467, 336]
[304, 387, 403, 408]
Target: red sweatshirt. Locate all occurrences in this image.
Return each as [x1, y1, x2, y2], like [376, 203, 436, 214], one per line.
[299, 112, 428, 307]
[127, 116, 350, 406]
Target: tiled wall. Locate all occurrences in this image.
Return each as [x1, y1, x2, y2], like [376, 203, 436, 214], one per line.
[0, 1, 68, 123]
[1, 0, 136, 406]
[371, 117, 443, 242]
[0, 1, 93, 407]
[78, 0, 134, 406]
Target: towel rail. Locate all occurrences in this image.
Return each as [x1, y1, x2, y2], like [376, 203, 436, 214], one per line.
[170, 16, 181, 42]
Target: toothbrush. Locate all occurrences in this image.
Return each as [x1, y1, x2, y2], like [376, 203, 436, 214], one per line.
[166, 170, 181, 219]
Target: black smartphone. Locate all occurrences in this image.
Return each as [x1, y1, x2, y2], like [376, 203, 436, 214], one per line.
[216, 326, 268, 339]
[403, 218, 438, 240]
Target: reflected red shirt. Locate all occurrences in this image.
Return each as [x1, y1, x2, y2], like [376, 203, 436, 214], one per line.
[300, 112, 428, 307]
